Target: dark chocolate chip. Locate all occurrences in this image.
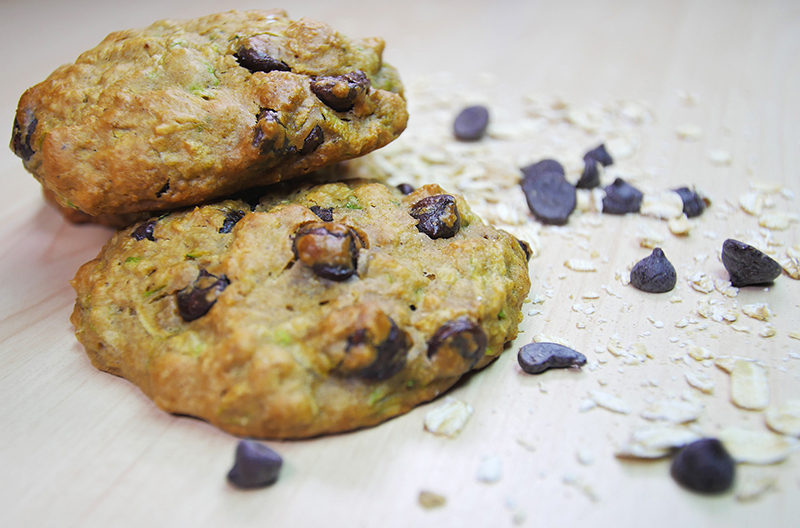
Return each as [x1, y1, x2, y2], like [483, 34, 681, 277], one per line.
[396, 183, 415, 195]
[234, 46, 291, 74]
[670, 438, 735, 494]
[584, 143, 614, 167]
[575, 158, 600, 189]
[11, 114, 37, 161]
[453, 105, 490, 141]
[673, 186, 707, 218]
[517, 342, 587, 374]
[427, 317, 488, 367]
[310, 206, 333, 222]
[516, 238, 533, 262]
[310, 71, 370, 112]
[520, 171, 576, 225]
[299, 125, 324, 155]
[253, 109, 281, 149]
[292, 222, 364, 281]
[721, 239, 782, 287]
[520, 159, 565, 181]
[219, 210, 246, 233]
[348, 316, 410, 381]
[410, 194, 461, 239]
[155, 181, 170, 198]
[602, 178, 643, 214]
[176, 270, 230, 322]
[227, 440, 283, 489]
[630, 248, 677, 293]
[130, 220, 156, 241]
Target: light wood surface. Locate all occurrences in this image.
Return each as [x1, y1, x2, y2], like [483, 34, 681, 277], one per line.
[1, 1, 799, 527]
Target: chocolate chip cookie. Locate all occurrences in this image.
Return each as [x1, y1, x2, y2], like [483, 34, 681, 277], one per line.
[70, 180, 531, 438]
[11, 10, 407, 218]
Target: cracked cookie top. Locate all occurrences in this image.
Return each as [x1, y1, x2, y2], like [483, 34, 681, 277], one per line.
[11, 10, 407, 217]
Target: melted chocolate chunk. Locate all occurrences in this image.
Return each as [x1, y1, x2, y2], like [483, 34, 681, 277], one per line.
[155, 181, 170, 198]
[410, 194, 461, 239]
[310, 206, 333, 222]
[219, 210, 246, 233]
[11, 114, 37, 161]
[227, 440, 283, 489]
[520, 171, 576, 225]
[310, 71, 370, 112]
[130, 220, 156, 241]
[427, 317, 488, 368]
[292, 222, 364, 281]
[299, 125, 324, 155]
[721, 238, 782, 287]
[453, 105, 490, 141]
[347, 316, 410, 381]
[396, 183, 415, 195]
[517, 238, 533, 262]
[518, 342, 587, 374]
[176, 270, 230, 322]
[234, 46, 291, 74]
[602, 178, 643, 214]
[671, 439, 735, 494]
[630, 248, 677, 293]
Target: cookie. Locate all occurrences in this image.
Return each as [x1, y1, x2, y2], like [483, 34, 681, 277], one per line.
[11, 10, 407, 218]
[70, 180, 531, 438]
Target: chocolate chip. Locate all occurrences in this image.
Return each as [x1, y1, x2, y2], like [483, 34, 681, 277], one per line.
[130, 220, 156, 241]
[427, 317, 488, 369]
[347, 315, 410, 381]
[721, 238, 782, 287]
[517, 342, 587, 374]
[234, 46, 291, 74]
[670, 438, 735, 494]
[453, 105, 490, 141]
[410, 194, 461, 239]
[11, 114, 37, 161]
[310, 206, 333, 222]
[310, 71, 370, 112]
[630, 248, 677, 293]
[520, 159, 565, 181]
[299, 125, 324, 155]
[673, 186, 707, 218]
[227, 440, 283, 489]
[292, 222, 364, 281]
[219, 210, 246, 233]
[575, 158, 600, 189]
[253, 109, 282, 150]
[155, 181, 170, 198]
[602, 178, 643, 214]
[584, 143, 614, 167]
[520, 171, 576, 225]
[516, 238, 533, 262]
[176, 270, 230, 322]
[396, 183, 415, 195]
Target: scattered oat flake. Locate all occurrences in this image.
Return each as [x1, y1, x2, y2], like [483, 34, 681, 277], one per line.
[565, 258, 597, 272]
[685, 371, 715, 394]
[582, 291, 601, 299]
[708, 149, 733, 165]
[735, 473, 778, 502]
[641, 191, 684, 220]
[687, 346, 714, 361]
[641, 399, 702, 423]
[476, 455, 503, 483]
[532, 334, 574, 348]
[715, 355, 754, 373]
[758, 323, 776, 338]
[637, 223, 666, 248]
[759, 211, 800, 231]
[742, 303, 772, 321]
[616, 425, 701, 459]
[718, 427, 800, 465]
[739, 192, 767, 216]
[765, 400, 800, 437]
[668, 214, 693, 236]
[789, 331, 800, 341]
[729, 360, 770, 410]
[424, 397, 474, 438]
[688, 271, 715, 293]
[675, 124, 703, 140]
[669, 295, 683, 303]
[589, 390, 632, 414]
[577, 448, 595, 466]
[418, 491, 447, 509]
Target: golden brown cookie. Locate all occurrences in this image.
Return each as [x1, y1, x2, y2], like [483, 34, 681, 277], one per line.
[11, 10, 407, 218]
[71, 180, 531, 438]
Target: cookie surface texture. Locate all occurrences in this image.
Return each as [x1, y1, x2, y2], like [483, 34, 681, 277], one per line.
[70, 181, 531, 438]
[11, 10, 407, 217]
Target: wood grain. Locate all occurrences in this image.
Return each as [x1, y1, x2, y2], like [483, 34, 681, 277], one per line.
[1, 1, 798, 527]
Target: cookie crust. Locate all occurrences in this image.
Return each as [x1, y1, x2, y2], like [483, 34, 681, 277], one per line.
[12, 10, 408, 217]
[70, 181, 530, 438]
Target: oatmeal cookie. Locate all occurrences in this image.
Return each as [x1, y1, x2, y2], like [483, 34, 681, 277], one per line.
[11, 10, 407, 218]
[70, 180, 531, 438]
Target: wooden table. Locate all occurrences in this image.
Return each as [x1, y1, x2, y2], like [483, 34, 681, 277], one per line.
[1, 1, 798, 526]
